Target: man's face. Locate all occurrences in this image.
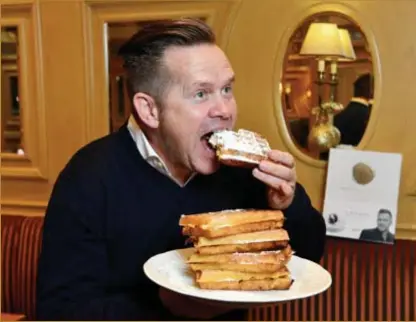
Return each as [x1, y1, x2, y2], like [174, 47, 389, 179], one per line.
[377, 212, 392, 232]
[156, 44, 237, 179]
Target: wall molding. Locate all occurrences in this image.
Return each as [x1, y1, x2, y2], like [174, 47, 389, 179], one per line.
[406, 180, 416, 197]
[1, 200, 47, 216]
[396, 223, 416, 240]
[1, 3, 49, 180]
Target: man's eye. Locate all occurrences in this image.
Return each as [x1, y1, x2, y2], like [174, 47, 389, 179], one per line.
[222, 86, 233, 95]
[194, 90, 207, 100]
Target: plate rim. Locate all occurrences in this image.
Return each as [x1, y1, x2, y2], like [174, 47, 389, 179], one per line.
[143, 247, 332, 304]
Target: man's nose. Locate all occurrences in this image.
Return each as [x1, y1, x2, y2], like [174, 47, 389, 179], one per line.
[209, 97, 232, 119]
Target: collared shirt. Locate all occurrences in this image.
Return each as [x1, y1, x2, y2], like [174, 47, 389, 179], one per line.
[350, 97, 370, 107]
[126, 116, 195, 187]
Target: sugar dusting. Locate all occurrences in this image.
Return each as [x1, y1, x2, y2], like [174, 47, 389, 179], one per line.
[209, 129, 271, 157]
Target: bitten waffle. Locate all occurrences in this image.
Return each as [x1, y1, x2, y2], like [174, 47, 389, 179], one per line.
[208, 129, 271, 168]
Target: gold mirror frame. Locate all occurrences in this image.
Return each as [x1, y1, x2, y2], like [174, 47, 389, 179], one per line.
[272, 3, 381, 169]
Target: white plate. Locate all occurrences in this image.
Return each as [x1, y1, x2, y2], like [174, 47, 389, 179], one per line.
[143, 248, 332, 305]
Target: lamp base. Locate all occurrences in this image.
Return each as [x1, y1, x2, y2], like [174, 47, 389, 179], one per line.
[307, 123, 341, 153]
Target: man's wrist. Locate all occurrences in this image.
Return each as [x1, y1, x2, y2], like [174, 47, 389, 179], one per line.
[267, 186, 296, 210]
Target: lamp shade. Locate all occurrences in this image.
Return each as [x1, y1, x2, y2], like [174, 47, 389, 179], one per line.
[299, 22, 345, 58]
[338, 28, 356, 61]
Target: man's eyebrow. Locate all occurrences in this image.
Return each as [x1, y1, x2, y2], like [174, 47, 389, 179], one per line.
[226, 75, 236, 84]
[190, 81, 212, 88]
[188, 75, 235, 89]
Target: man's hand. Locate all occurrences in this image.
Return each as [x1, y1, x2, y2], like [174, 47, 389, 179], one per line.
[253, 150, 297, 210]
[159, 287, 232, 319]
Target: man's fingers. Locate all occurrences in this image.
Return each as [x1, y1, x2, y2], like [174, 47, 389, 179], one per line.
[267, 150, 295, 168]
[253, 167, 285, 191]
[280, 181, 294, 196]
[258, 160, 296, 182]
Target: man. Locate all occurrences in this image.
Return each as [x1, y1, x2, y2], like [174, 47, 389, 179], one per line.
[359, 208, 395, 243]
[36, 18, 326, 321]
[334, 73, 373, 146]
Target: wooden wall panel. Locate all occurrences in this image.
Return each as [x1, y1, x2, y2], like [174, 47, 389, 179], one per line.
[1, 2, 49, 216]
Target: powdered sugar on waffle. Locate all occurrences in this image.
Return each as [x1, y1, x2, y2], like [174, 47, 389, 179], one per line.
[208, 129, 271, 157]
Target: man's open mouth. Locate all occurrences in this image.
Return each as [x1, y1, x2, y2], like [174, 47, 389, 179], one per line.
[201, 132, 215, 150]
[201, 128, 229, 151]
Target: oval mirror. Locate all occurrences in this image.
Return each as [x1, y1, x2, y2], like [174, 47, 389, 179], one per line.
[281, 12, 374, 160]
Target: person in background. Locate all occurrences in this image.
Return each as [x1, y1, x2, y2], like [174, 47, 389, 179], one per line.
[36, 18, 326, 321]
[359, 208, 395, 243]
[334, 73, 373, 146]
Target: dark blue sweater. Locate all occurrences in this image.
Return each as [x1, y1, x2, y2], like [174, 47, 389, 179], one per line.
[36, 124, 326, 321]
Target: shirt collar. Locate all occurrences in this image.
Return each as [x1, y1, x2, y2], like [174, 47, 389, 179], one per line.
[126, 116, 196, 187]
[350, 97, 370, 107]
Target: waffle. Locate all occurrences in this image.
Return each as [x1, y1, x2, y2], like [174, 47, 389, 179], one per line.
[208, 129, 271, 168]
[179, 209, 294, 291]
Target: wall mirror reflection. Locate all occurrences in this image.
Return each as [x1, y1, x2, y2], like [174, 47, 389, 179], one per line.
[1, 26, 23, 154]
[107, 22, 138, 133]
[281, 13, 374, 160]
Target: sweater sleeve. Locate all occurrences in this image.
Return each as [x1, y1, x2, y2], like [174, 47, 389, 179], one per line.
[282, 183, 327, 263]
[240, 168, 326, 263]
[35, 156, 162, 321]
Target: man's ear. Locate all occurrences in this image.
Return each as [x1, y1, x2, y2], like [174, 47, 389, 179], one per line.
[132, 92, 160, 129]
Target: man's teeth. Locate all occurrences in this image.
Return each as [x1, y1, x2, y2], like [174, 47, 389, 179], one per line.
[202, 133, 212, 140]
[201, 129, 229, 143]
[206, 129, 226, 136]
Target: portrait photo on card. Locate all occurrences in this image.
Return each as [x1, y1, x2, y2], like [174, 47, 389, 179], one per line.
[322, 149, 402, 244]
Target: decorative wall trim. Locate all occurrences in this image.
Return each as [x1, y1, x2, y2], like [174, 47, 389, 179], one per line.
[406, 180, 416, 196]
[1, 200, 47, 216]
[0, 166, 46, 180]
[396, 223, 416, 240]
[1, 3, 49, 181]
